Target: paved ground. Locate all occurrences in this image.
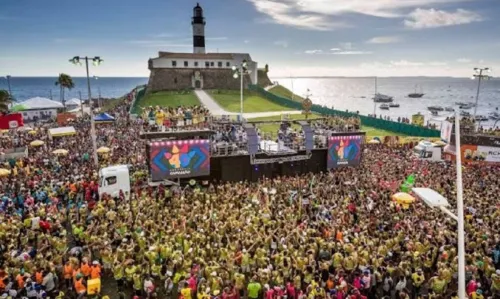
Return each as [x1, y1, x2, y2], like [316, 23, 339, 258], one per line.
[193, 89, 301, 119]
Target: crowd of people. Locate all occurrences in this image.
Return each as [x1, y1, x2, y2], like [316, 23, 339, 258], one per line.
[140, 106, 211, 132]
[0, 96, 499, 299]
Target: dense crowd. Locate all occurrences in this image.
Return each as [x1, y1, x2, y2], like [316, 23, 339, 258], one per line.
[0, 97, 499, 299]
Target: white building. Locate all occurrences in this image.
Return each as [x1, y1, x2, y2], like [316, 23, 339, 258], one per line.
[19, 97, 63, 123]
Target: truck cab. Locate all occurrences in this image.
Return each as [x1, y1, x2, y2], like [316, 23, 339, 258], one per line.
[98, 165, 131, 199]
[413, 141, 442, 161]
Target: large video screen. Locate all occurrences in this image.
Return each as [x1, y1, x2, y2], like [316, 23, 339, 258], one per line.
[149, 140, 210, 180]
[327, 135, 363, 169]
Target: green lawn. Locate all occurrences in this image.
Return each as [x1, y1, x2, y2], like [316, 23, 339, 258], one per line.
[210, 90, 294, 113]
[268, 85, 304, 102]
[101, 98, 125, 112]
[361, 126, 408, 137]
[136, 91, 200, 112]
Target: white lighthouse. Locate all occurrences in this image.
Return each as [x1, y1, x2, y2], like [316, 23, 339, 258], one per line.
[192, 3, 206, 54]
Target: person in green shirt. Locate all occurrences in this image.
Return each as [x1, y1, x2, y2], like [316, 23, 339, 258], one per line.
[247, 276, 262, 299]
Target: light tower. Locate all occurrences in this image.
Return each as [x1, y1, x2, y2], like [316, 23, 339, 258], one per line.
[192, 3, 206, 54]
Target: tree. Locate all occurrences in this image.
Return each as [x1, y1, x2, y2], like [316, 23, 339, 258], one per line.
[0, 89, 11, 113]
[55, 73, 75, 109]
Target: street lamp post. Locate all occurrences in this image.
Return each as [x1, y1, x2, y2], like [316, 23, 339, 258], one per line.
[232, 60, 251, 120]
[412, 111, 466, 299]
[69, 56, 103, 168]
[471, 67, 491, 124]
[93, 76, 101, 108]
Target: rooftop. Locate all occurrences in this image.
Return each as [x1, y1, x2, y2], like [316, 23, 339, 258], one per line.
[158, 52, 234, 60]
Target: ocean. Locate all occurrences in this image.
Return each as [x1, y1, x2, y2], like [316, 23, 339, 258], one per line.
[274, 77, 500, 127]
[0, 77, 148, 102]
[2, 76, 499, 127]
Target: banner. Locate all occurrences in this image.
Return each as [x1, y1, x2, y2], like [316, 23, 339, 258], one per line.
[0, 113, 24, 129]
[149, 140, 210, 180]
[327, 135, 362, 169]
[412, 113, 424, 126]
[476, 146, 500, 163]
[440, 121, 452, 143]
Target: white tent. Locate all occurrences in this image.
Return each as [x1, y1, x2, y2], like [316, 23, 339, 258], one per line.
[48, 126, 76, 137]
[66, 98, 82, 106]
[20, 97, 63, 109]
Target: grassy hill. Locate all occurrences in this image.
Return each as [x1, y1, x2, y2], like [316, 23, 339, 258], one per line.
[209, 89, 294, 113]
[135, 90, 200, 113]
[268, 85, 304, 102]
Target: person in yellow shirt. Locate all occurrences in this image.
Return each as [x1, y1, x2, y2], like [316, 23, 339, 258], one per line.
[181, 282, 193, 299]
[411, 268, 425, 298]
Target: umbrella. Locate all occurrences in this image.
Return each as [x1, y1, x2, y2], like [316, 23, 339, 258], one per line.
[30, 140, 45, 147]
[11, 104, 29, 112]
[52, 149, 69, 156]
[96, 146, 111, 154]
[368, 139, 380, 144]
[0, 168, 11, 177]
[391, 192, 416, 209]
[28, 130, 37, 135]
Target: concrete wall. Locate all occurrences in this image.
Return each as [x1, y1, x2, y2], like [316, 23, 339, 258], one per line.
[147, 68, 252, 92]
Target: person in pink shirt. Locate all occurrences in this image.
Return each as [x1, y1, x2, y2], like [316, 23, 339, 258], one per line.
[286, 282, 296, 299]
[466, 277, 478, 296]
[188, 274, 197, 293]
[264, 284, 274, 299]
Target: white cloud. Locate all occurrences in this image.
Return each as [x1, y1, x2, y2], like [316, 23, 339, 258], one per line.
[244, 40, 250, 44]
[249, 0, 347, 30]
[404, 8, 482, 29]
[330, 48, 341, 51]
[339, 42, 353, 50]
[332, 51, 373, 55]
[367, 36, 401, 44]
[389, 60, 447, 67]
[274, 40, 289, 48]
[305, 50, 323, 54]
[457, 58, 471, 63]
[247, 0, 476, 30]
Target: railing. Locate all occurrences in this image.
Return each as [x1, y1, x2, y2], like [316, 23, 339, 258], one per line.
[248, 84, 440, 137]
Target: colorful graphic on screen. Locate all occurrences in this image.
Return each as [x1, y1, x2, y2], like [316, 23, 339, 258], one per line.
[149, 140, 210, 180]
[327, 135, 363, 169]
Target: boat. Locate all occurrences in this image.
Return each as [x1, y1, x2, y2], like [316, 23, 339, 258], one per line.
[459, 103, 475, 110]
[431, 110, 439, 116]
[373, 93, 394, 103]
[428, 106, 444, 111]
[488, 112, 500, 120]
[408, 85, 424, 98]
[475, 115, 488, 122]
[373, 77, 394, 103]
[389, 103, 400, 108]
[460, 111, 471, 117]
[380, 104, 390, 110]
[445, 106, 455, 112]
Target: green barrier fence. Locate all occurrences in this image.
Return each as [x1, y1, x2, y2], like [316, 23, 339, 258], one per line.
[249, 84, 440, 137]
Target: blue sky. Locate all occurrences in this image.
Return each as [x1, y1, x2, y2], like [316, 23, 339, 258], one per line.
[1, 0, 499, 77]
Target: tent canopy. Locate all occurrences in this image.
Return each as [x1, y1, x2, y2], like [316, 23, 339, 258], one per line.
[94, 113, 115, 122]
[66, 98, 81, 106]
[48, 126, 76, 137]
[20, 97, 63, 109]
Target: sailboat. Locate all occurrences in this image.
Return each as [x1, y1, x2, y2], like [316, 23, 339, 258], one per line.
[408, 85, 424, 98]
[373, 77, 394, 103]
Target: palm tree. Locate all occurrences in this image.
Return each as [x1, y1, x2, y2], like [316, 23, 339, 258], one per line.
[55, 73, 75, 109]
[0, 89, 11, 113]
